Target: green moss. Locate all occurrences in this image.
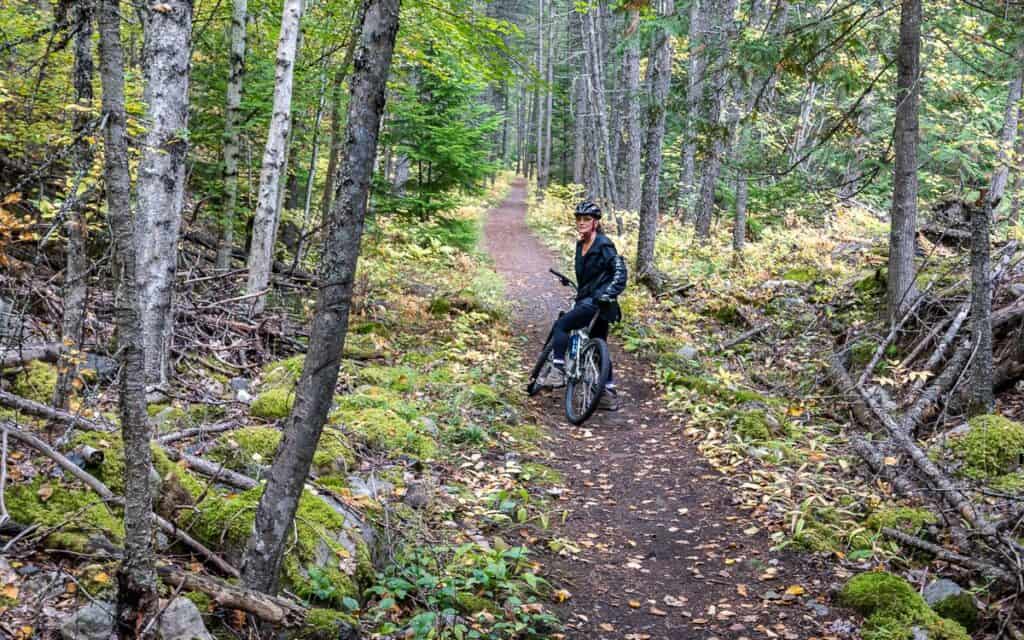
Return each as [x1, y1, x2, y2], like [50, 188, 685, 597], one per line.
[251, 387, 295, 420]
[262, 355, 305, 389]
[455, 593, 501, 616]
[183, 591, 213, 613]
[295, 609, 360, 639]
[12, 361, 58, 404]
[332, 407, 436, 459]
[705, 302, 743, 326]
[209, 426, 354, 477]
[734, 410, 772, 441]
[782, 267, 818, 283]
[850, 340, 876, 369]
[428, 298, 452, 316]
[6, 478, 123, 552]
[312, 429, 357, 476]
[519, 462, 563, 486]
[356, 365, 418, 392]
[949, 414, 1024, 479]
[185, 486, 369, 606]
[661, 373, 770, 406]
[932, 592, 978, 632]
[865, 507, 937, 535]
[70, 431, 177, 496]
[990, 471, 1024, 492]
[838, 572, 970, 640]
[466, 383, 502, 409]
[79, 563, 117, 598]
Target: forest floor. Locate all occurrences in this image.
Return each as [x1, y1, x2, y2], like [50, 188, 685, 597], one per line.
[485, 179, 854, 640]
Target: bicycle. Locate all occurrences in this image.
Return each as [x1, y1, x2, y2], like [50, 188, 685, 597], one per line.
[526, 269, 612, 425]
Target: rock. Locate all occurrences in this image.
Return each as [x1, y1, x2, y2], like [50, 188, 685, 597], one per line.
[348, 474, 394, 500]
[675, 345, 699, 361]
[403, 482, 431, 510]
[60, 601, 114, 640]
[228, 377, 250, 392]
[416, 416, 438, 436]
[236, 389, 254, 404]
[805, 602, 830, 617]
[83, 353, 118, 384]
[156, 597, 213, 640]
[922, 579, 961, 606]
[1010, 283, 1024, 299]
[911, 627, 930, 640]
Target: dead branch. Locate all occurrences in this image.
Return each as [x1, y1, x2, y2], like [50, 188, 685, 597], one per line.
[162, 448, 255, 491]
[857, 283, 932, 387]
[0, 389, 113, 433]
[881, 527, 1018, 586]
[721, 324, 769, 351]
[156, 565, 307, 627]
[0, 343, 61, 367]
[158, 421, 239, 445]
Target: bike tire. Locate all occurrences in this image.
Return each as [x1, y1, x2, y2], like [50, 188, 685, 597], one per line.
[564, 339, 610, 425]
[526, 340, 554, 396]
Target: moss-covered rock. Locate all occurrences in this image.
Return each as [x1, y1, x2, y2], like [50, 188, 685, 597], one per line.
[949, 414, 1024, 479]
[332, 407, 436, 459]
[865, 506, 937, 535]
[356, 365, 419, 392]
[734, 410, 772, 441]
[208, 426, 355, 478]
[12, 361, 58, 404]
[251, 387, 295, 420]
[455, 592, 501, 616]
[838, 572, 970, 640]
[782, 267, 819, 283]
[930, 591, 978, 632]
[6, 478, 123, 553]
[185, 486, 371, 606]
[262, 355, 305, 389]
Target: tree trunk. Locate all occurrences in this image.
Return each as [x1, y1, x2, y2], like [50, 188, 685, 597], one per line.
[321, 3, 366, 215]
[580, 8, 618, 209]
[296, 69, 328, 263]
[54, 0, 94, 411]
[572, 75, 586, 184]
[1012, 108, 1024, 223]
[135, 0, 193, 387]
[969, 200, 994, 415]
[635, 0, 673, 288]
[535, 0, 545, 189]
[241, 0, 400, 595]
[692, 0, 738, 239]
[789, 80, 818, 168]
[678, 0, 706, 214]
[621, 9, 641, 211]
[733, 173, 748, 253]
[887, 0, 922, 322]
[98, 0, 157, 632]
[245, 0, 303, 316]
[989, 43, 1024, 207]
[541, 0, 554, 190]
[216, 0, 248, 270]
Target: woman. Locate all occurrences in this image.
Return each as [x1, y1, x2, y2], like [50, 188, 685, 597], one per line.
[541, 200, 627, 410]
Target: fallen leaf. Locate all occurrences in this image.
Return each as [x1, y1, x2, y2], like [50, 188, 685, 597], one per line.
[599, 623, 615, 632]
[554, 589, 572, 603]
[663, 595, 687, 607]
[649, 607, 667, 616]
[2, 584, 18, 599]
[628, 599, 642, 609]
[736, 584, 748, 597]
[784, 585, 805, 596]
[37, 484, 53, 501]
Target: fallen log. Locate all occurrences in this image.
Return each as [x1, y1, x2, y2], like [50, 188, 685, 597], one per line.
[0, 389, 113, 433]
[162, 448, 255, 491]
[182, 230, 314, 282]
[157, 565, 306, 627]
[0, 343, 61, 368]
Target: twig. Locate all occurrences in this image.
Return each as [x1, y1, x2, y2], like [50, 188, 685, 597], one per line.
[0, 389, 113, 434]
[0, 431, 8, 527]
[881, 527, 1017, 585]
[720, 324, 769, 351]
[158, 421, 239, 444]
[856, 282, 933, 387]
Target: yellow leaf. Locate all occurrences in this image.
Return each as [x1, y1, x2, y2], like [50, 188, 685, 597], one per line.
[2, 193, 21, 205]
[736, 584, 748, 597]
[92, 572, 110, 584]
[883, 456, 899, 466]
[553, 589, 572, 603]
[628, 599, 641, 609]
[2, 584, 18, 599]
[785, 585, 805, 596]
[37, 484, 53, 501]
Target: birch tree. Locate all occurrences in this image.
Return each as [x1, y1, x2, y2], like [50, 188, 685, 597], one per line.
[619, 8, 641, 211]
[216, 0, 248, 270]
[245, 0, 304, 316]
[98, 0, 157, 631]
[988, 43, 1023, 207]
[242, 0, 401, 594]
[135, 0, 194, 387]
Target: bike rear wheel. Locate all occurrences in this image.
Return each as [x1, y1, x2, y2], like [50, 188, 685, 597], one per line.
[526, 340, 554, 396]
[564, 339, 610, 425]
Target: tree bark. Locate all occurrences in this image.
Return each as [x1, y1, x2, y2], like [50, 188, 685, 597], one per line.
[635, 0, 673, 289]
[135, 0, 193, 388]
[296, 69, 328, 264]
[216, 0, 248, 270]
[580, 8, 618, 209]
[989, 43, 1024, 207]
[692, 0, 738, 239]
[98, 0, 158, 633]
[54, 0, 94, 411]
[887, 0, 922, 322]
[621, 9, 641, 211]
[678, 0, 706, 214]
[789, 81, 818, 168]
[241, 0, 400, 595]
[969, 200, 994, 415]
[572, 75, 586, 184]
[535, 0, 545, 190]
[1012, 108, 1024, 223]
[245, 0, 303, 316]
[541, 0, 555, 191]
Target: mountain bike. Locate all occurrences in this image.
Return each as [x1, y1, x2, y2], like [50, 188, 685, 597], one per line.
[526, 269, 611, 425]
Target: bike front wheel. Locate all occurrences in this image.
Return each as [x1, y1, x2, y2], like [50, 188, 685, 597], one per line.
[526, 339, 554, 396]
[564, 339, 610, 425]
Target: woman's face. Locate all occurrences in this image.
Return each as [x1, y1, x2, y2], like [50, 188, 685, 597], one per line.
[576, 215, 597, 237]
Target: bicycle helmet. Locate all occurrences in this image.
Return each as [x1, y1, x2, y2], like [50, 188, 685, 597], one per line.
[574, 200, 602, 218]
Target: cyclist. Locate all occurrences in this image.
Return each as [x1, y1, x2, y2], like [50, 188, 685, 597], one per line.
[540, 200, 627, 410]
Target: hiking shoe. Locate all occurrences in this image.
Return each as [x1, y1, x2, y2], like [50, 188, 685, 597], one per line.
[539, 363, 565, 388]
[598, 387, 620, 411]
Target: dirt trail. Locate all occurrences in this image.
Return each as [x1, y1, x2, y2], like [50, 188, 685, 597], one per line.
[484, 180, 847, 640]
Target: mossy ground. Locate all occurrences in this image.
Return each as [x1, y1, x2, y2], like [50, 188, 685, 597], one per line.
[948, 414, 1024, 480]
[839, 572, 969, 640]
[11, 361, 57, 404]
[251, 387, 295, 419]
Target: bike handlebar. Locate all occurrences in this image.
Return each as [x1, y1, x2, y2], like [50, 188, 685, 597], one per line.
[549, 268, 577, 290]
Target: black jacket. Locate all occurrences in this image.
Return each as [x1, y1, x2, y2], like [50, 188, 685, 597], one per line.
[574, 232, 627, 322]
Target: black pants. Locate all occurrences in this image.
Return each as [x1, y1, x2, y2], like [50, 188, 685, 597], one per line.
[551, 301, 613, 381]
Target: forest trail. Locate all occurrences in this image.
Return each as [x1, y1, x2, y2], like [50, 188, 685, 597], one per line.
[484, 179, 847, 640]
